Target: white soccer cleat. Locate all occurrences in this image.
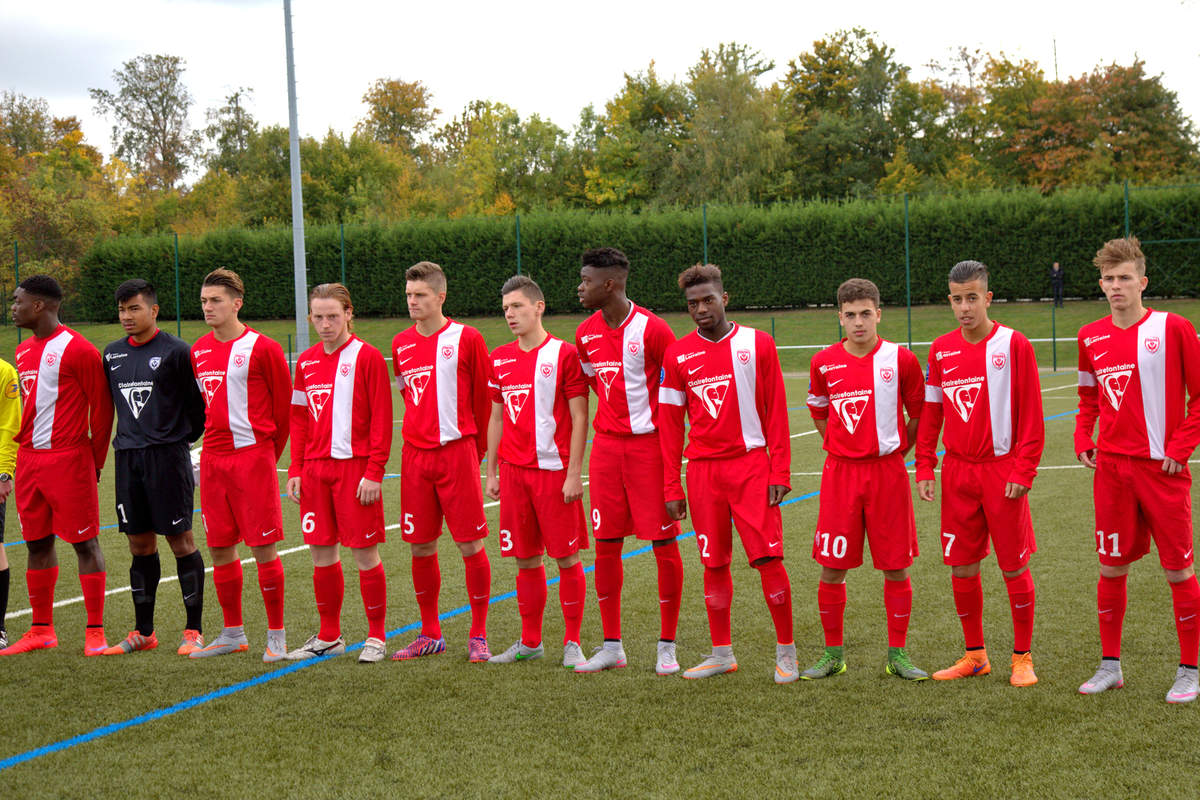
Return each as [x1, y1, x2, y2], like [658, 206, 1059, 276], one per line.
[263, 628, 288, 663]
[775, 643, 800, 684]
[574, 642, 627, 673]
[488, 640, 544, 664]
[1079, 661, 1125, 695]
[1167, 666, 1199, 704]
[683, 647, 738, 680]
[358, 637, 386, 664]
[285, 634, 345, 661]
[656, 641, 680, 675]
[562, 640, 586, 669]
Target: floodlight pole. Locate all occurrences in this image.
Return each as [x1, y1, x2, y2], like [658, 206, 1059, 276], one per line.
[284, 0, 309, 356]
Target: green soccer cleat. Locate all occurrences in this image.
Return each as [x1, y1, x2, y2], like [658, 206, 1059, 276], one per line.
[886, 647, 929, 681]
[801, 647, 847, 680]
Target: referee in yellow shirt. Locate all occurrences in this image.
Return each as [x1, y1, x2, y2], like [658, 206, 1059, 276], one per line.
[0, 357, 21, 649]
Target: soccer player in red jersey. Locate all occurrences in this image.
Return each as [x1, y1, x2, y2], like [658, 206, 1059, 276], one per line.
[916, 260, 1044, 687]
[1075, 238, 1200, 703]
[658, 264, 796, 682]
[1, 275, 114, 657]
[803, 279, 927, 681]
[285, 284, 392, 663]
[391, 262, 494, 663]
[485, 275, 591, 668]
[573, 247, 684, 675]
[188, 269, 292, 662]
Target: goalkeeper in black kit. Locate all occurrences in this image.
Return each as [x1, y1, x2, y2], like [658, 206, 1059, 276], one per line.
[102, 279, 207, 656]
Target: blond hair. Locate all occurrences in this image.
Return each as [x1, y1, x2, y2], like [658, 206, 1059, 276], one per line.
[309, 282, 354, 331]
[1094, 237, 1146, 275]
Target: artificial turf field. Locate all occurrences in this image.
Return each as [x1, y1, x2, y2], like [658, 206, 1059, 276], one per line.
[2, 298, 1199, 798]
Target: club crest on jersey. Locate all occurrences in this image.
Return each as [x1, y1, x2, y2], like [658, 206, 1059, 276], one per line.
[502, 388, 529, 422]
[627, 341, 641, 356]
[597, 366, 620, 399]
[306, 388, 331, 420]
[991, 352, 1007, 370]
[737, 349, 751, 365]
[19, 375, 35, 397]
[945, 380, 983, 423]
[149, 356, 161, 371]
[539, 362, 553, 378]
[407, 369, 432, 405]
[120, 385, 154, 419]
[441, 345, 455, 360]
[1145, 336, 1160, 354]
[879, 367, 894, 383]
[339, 363, 351, 377]
[44, 353, 57, 366]
[200, 376, 224, 405]
[691, 379, 729, 419]
[831, 395, 869, 434]
[1100, 369, 1134, 411]
[233, 354, 247, 368]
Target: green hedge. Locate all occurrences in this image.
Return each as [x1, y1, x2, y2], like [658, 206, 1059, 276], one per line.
[75, 184, 1200, 322]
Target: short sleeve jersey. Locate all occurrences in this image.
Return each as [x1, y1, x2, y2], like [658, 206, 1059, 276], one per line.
[488, 335, 588, 471]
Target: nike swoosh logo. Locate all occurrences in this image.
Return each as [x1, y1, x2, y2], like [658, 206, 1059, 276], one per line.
[499, 372, 511, 380]
[182, 593, 196, 602]
[1019, 549, 1029, 559]
[365, 531, 377, 539]
[563, 600, 579, 606]
[77, 527, 90, 535]
[957, 612, 969, 618]
[1015, 602, 1032, 609]
[1186, 549, 1194, 559]
[261, 529, 276, 536]
[109, 365, 122, 371]
[398, 358, 412, 366]
[1182, 614, 1197, 622]
[598, 595, 609, 602]
[567, 538, 578, 547]
[1094, 351, 1108, 361]
[172, 518, 185, 526]
[368, 603, 383, 611]
[471, 594, 490, 600]
[892, 613, 910, 618]
[264, 587, 277, 592]
[660, 523, 675, 531]
[687, 365, 703, 375]
[943, 365, 960, 374]
[659, 598, 671, 604]
[768, 540, 780, 548]
[828, 379, 843, 387]
[1099, 609, 1112, 615]
[476, 522, 487, 531]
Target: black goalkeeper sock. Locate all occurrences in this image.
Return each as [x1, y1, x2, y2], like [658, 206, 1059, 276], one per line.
[176, 550, 205, 632]
[130, 553, 161, 636]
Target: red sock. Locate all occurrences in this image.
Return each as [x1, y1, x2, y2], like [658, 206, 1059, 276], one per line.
[1097, 574, 1127, 659]
[594, 539, 624, 640]
[313, 563, 344, 641]
[411, 554, 442, 639]
[654, 540, 683, 641]
[462, 550, 490, 639]
[79, 571, 106, 628]
[1170, 575, 1200, 666]
[256, 557, 285, 630]
[884, 576, 912, 648]
[817, 580, 846, 647]
[703, 564, 733, 648]
[516, 566, 547, 647]
[213, 560, 244, 628]
[952, 573, 985, 650]
[27, 566, 58, 627]
[755, 559, 793, 644]
[1004, 569, 1036, 652]
[358, 563, 387, 641]
[559, 562, 586, 645]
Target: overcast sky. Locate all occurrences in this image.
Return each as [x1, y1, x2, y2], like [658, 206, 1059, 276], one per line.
[3, 0, 1198, 165]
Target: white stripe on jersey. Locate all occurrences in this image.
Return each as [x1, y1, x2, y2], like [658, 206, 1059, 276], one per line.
[1139, 311, 1168, 460]
[331, 339, 364, 459]
[31, 330, 72, 449]
[1078, 371, 1097, 387]
[436, 323, 464, 445]
[659, 386, 685, 406]
[925, 385, 943, 402]
[227, 332, 259, 449]
[873, 340, 900, 456]
[623, 312, 653, 434]
[730, 326, 765, 450]
[534, 338, 565, 470]
[985, 326, 1014, 456]
[807, 393, 829, 408]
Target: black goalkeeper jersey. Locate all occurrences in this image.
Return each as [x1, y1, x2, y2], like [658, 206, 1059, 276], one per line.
[104, 329, 205, 451]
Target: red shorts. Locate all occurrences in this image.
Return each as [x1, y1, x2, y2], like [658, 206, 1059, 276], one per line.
[300, 457, 386, 548]
[400, 436, 488, 544]
[685, 449, 783, 568]
[200, 445, 285, 549]
[15, 447, 99, 543]
[814, 453, 917, 571]
[498, 462, 588, 560]
[939, 455, 1035, 572]
[588, 432, 680, 541]
[1093, 452, 1193, 569]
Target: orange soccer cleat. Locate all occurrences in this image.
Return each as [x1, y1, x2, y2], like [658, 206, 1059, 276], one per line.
[932, 649, 991, 681]
[1010, 652, 1038, 687]
[84, 628, 110, 656]
[0, 626, 59, 656]
[103, 630, 159, 655]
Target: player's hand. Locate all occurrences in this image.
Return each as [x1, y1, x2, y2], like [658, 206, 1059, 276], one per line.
[1004, 481, 1031, 500]
[0, 480, 12, 503]
[917, 480, 935, 502]
[357, 478, 382, 505]
[1163, 457, 1185, 475]
[485, 473, 500, 501]
[767, 484, 790, 506]
[665, 499, 687, 521]
[286, 476, 301, 503]
[563, 473, 583, 504]
[1078, 449, 1098, 470]
[96, 468, 102, 484]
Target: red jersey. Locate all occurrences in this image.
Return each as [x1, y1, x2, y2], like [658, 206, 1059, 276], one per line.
[392, 319, 490, 455]
[916, 322, 1044, 487]
[807, 338, 923, 459]
[191, 327, 291, 458]
[14, 324, 114, 470]
[575, 303, 676, 436]
[488, 334, 588, 470]
[288, 336, 393, 482]
[1075, 309, 1200, 462]
[658, 324, 791, 501]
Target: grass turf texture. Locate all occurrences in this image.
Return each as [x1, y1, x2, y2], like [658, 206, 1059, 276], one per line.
[1, 299, 1199, 798]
